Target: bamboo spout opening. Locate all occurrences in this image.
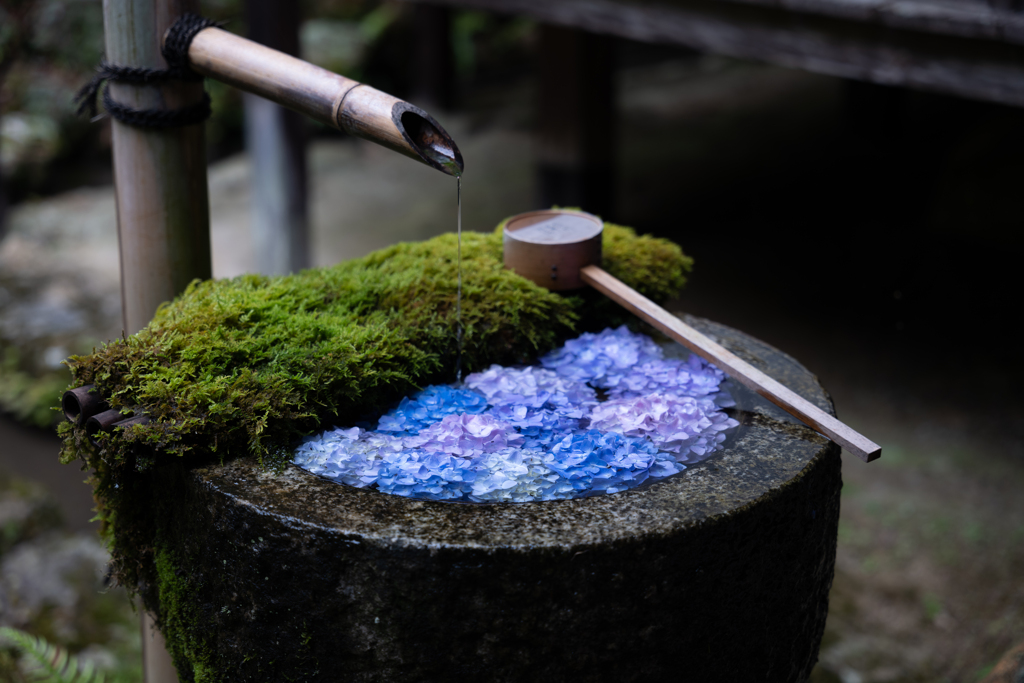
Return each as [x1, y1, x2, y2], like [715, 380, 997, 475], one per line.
[62, 385, 110, 426]
[397, 107, 463, 177]
[62, 392, 84, 425]
[86, 409, 125, 439]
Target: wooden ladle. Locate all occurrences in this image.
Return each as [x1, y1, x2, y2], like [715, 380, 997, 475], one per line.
[503, 209, 881, 463]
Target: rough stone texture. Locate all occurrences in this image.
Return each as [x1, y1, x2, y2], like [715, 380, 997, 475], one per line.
[145, 316, 842, 682]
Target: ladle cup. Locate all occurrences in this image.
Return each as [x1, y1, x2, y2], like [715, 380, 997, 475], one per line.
[503, 209, 881, 463]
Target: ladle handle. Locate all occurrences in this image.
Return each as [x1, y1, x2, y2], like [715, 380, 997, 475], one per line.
[580, 265, 881, 462]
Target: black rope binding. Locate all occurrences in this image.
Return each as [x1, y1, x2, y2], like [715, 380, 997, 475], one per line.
[74, 13, 221, 128]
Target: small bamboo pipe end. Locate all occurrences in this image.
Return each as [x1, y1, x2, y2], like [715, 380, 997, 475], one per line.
[338, 87, 464, 177]
[62, 385, 109, 426]
[395, 104, 463, 177]
[85, 410, 150, 448]
[86, 409, 126, 439]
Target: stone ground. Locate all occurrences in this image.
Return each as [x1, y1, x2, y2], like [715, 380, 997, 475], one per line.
[0, 55, 1022, 682]
[0, 467, 141, 680]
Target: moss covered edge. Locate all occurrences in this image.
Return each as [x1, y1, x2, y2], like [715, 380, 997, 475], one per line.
[58, 220, 691, 681]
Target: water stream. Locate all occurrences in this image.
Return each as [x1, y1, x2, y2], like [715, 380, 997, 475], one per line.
[414, 135, 464, 380]
[456, 175, 463, 382]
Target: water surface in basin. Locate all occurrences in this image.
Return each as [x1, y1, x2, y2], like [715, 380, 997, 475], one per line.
[293, 326, 739, 503]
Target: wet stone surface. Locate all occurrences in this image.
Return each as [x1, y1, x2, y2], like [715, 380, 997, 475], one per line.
[154, 316, 841, 682]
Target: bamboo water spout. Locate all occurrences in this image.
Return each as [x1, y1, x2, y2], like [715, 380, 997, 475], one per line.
[62, 385, 109, 426]
[177, 26, 463, 176]
[503, 209, 882, 463]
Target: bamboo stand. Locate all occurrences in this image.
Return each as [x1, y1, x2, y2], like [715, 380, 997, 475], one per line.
[104, 0, 211, 337]
[102, 2, 208, 677]
[99, 3, 464, 679]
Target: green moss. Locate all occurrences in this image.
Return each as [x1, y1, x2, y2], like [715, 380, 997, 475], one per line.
[58, 222, 691, 681]
[155, 545, 214, 683]
[63, 231, 584, 470]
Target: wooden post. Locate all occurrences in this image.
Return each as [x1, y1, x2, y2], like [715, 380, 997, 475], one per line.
[141, 611, 178, 683]
[103, 0, 210, 680]
[536, 25, 615, 218]
[104, 0, 211, 336]
[243, 0, 309, 275]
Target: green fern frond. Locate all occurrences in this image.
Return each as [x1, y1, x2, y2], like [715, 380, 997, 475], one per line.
[0, 627, 105, 683]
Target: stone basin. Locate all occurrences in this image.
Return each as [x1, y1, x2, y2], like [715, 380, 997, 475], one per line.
[149, 315, 841, 682]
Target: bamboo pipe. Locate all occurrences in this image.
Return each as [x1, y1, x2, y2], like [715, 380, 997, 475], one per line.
[62, 385, 110, 426]
[83, 407, 151, 447]
[180, 26, 464, 176]
[107, 0, 212, 338]
[503, 209, 882, 463]
[85, 409, 128, 435]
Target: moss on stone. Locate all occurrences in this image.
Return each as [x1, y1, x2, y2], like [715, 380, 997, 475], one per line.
[155, 545, 214, 682]
[57, 221, 691, 680]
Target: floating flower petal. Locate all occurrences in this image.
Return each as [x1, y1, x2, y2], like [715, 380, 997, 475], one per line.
[465, 364, 597, 415]
[540, 325, 663, 388]
[608, 355, 733, 406]
[377, 385, 488, 435]
[589, 394, 739, 462]
[294, 327, 738, 502]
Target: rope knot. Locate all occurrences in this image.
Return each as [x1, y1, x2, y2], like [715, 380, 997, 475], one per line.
[73, 13, 222, 128]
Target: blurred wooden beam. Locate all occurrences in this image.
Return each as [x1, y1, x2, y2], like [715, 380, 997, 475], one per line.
[400, 0, 1024, 107]
[244, 0, 310, 275]
[536, 25, 616, 218]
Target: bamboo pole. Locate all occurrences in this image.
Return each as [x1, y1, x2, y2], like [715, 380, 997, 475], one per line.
[185, 27, 463, 176]
[243, 0, 309, 275]
[103, 0, 210, 680]
[503, 210, 882, 463]
[105, 0, 211, 337]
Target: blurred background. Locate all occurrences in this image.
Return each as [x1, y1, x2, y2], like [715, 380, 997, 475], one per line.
[0, 0, 1022, 680]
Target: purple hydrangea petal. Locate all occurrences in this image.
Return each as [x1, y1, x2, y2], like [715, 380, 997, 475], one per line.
[465, 365, 597, 413]
[607, 355, 731, 403]
[539, 325, 663, 387]
[589, 394, 739, 462]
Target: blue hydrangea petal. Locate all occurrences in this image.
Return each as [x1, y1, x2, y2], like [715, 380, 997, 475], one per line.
[376, 385, 488, 435]
[539, 325, 663, 387]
